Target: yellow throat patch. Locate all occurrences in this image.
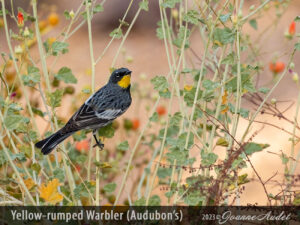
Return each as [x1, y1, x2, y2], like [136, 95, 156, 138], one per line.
[117, 75, 131, 88]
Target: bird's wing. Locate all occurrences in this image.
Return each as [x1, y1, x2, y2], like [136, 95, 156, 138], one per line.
[64, 88, 124, 131]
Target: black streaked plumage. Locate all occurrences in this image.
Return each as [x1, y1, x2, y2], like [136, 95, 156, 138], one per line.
[35, 68, 132, 155]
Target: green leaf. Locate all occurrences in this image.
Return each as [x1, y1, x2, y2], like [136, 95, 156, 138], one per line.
[183, 87, 202, 107]
[183, 10, 201, 25]
[161, 0, 180, 8]
[159, 88, 171, 98]
[134, 197, 146, 206]
[51, 41, 69, 56]
[280, 153, 289, 165]
[184, 192, 205, 206]
[74, 182, 95, 199]
[220, 13, 231, 22]
[238, 174, 250, 185]
[46, 89, 64, 108]
[216, 138, 229, 147]
[4, 115, 24, 130]
[32, 107, 44, 117]
[148, 195, 161, 206]
[294, 16, 300, 22]
[166, 148, 188, 165]
[240, 108, 249, 118]
[53, 168, 64, 182]
[103, 182, 116, 193]
[258, 87, 270, 94]
[151, 76, 168, 91]
[173, 27, 190, 49]
[213, 27, 235, 45]
[98, 123, 115, 138]
[10, 152, 26, 162]
[295, 43, 300, 51]
[244, 142, 269, 155]
[201, 150, 218, 166]
[55, 67, 77, 84]
[167, 132, 194, 151]
[221, 52, 235, 65]
[170, 112, 182, 126]
[22, 66, 40, 87]
[150, 112, 159, 122]
[226, 73, 256, 93]
[31, 163, 41, 174]
[249, 19, 257, 30]
[228, 103, 249, 118]
[156, 21, 164, 40]
[109, 28, 123, 39]
[64, 10, 71, 20]
[117, 141, 129, 151]
[203, 80, 219, 90]
[157, 167, 172, 178]
[93, 4, 104, 14]
[139, 0, 149, 11]
[8, 103, 23, 112]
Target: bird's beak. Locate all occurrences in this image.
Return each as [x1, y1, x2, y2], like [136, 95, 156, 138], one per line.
[127, 70, 132, 76]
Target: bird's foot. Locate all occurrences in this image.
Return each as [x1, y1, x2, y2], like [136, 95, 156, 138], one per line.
[93, 142, 104, 150]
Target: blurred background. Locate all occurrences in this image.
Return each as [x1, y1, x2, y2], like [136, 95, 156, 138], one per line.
[1, 0, 300, 205]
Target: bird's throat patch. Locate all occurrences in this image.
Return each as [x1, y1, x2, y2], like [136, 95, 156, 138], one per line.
[117, 75, 131, 88]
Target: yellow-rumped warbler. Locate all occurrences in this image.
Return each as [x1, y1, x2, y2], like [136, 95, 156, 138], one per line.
[35, 68, 132, 155]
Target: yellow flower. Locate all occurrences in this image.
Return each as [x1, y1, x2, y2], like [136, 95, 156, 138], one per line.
[214, 40, 223, 47]
[221, 91, 228, 105]
[184, 85, 193, 91]
[39, 179, 63, 205]
[221, 106, 229, 114]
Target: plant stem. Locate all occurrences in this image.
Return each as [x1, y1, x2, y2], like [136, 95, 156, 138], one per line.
[85, 0, 100, 206]
[1, 0, 38, 132]
[111, 7, 142, 68]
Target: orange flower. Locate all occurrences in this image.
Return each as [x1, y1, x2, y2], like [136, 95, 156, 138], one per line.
[156, 106, 166, 116]
[75, 165, 81, 172]
[221, 91, 228, 105]
[17, 12, 24, 26]
[48, 13, 59, 26]
[132, 119, 140, 130]
[289, 21, 296, 35]
[75, 139, 90, 152]
[269, 62, 285, 73]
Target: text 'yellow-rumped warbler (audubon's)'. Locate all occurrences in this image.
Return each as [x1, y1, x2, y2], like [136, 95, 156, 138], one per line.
[35, 68, 132, 155]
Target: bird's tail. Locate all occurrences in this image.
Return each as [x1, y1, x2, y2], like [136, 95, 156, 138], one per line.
[35, 129, 73, 155]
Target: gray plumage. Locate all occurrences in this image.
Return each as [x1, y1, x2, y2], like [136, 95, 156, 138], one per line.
[35, 68, 132, 155]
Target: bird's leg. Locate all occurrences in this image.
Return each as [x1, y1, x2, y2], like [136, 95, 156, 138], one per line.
[92, 130, 104, 150]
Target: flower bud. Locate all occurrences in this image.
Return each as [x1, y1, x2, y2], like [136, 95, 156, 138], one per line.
[69, 10, 75, 19]
[271, 98, 277, 104]
[23, 27, 30, 37]
[14, 45, 23, 55]
[292, 72, 299, 82]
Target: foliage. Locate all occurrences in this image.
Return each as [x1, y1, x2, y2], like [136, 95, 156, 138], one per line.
[0, 0, 299, 207]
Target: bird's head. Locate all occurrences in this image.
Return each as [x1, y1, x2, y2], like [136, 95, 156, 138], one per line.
[109, 68, 132, 89]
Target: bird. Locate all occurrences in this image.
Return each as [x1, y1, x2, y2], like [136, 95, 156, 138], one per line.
[35, 68, 132, 155]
